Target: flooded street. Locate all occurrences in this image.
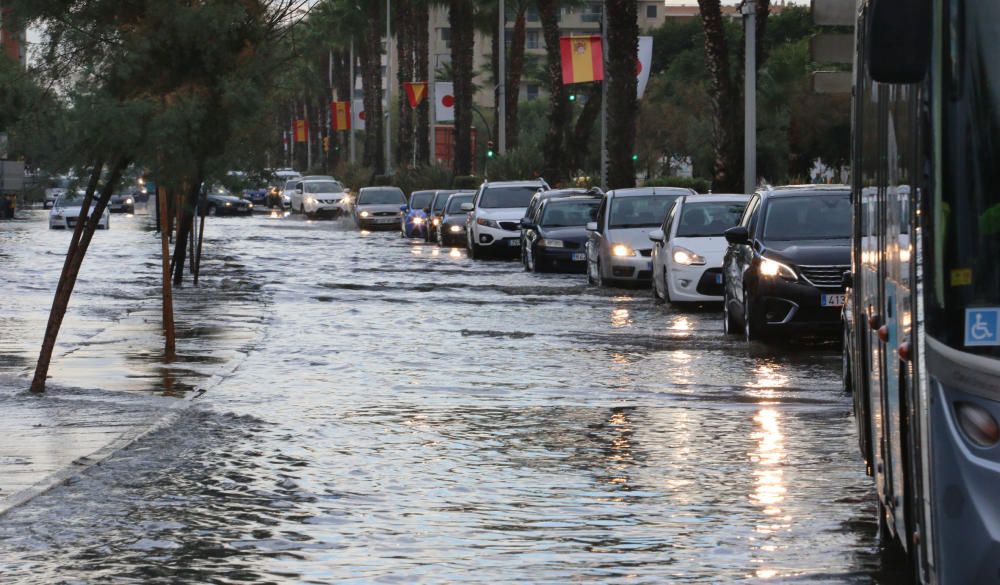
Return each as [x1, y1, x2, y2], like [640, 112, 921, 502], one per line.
[0, 208, 903, 583]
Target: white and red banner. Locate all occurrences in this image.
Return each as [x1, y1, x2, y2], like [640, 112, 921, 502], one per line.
[637, 36, 653, 99]
[434, 82, 454, 122]
[352, 99, 365, 130]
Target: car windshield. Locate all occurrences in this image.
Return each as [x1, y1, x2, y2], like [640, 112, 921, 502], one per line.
[480, 186, 539, 209]
[609, 195, 678, 229]
[284, 180, 298, 190]
[541, 200, 600, 227]
[676, 201, 747, 237]
[304, 181, 342, 193]
[57, 192, 87, 206]
[431, 192, 454, 213]
[409, 192, 434, 210]
[762, 194, 851, 241]
[358, 189, 405, 205]
[446, 195, 474, 214]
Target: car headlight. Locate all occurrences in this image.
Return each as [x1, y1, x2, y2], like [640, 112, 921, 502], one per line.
[612, 243, 635, 257]
[248, 203, 254, 209]
[432, 218, 441, 226]
[476, 218, 501, 229]
[224, 201, 231, 207]
[759, 258, 798, 281]
[125, 198, 133, 205]
[306, 197, 315, 204]
[360, 210, 370, 218]
[541, 239, 565, 248]
[672, 246, 706, 266]
[413, 216, 424, 225]
[449, 225, 463, 233]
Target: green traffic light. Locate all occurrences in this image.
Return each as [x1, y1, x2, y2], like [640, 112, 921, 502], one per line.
[631, 154, 638, 161]
[487, 150, 495, 158]
[568, 94, 576, 102]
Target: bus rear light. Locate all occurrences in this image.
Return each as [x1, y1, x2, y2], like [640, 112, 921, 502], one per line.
[955, 402, 1000, 448]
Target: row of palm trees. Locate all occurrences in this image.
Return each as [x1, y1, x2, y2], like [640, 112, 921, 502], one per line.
[289, 0, 640, 188]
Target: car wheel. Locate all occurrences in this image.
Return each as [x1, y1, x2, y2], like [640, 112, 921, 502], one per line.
[743, 289, 763, 342]
[595, 259, 605, 287]
[842, 328, 853, 394]
[208, 205, 217, 217]
[437, 230, 444, 246]
[526, 245, 536, 272]
[723, 289, 740, 336]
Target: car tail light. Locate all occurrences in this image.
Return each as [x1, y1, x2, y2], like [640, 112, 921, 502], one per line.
[955, 402, 1000, 448]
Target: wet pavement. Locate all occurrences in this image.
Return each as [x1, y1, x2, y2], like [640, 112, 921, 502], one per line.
[0, 207, 907, 583]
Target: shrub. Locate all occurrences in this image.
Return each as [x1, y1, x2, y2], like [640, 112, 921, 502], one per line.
[483, 146, 543, 182]
[451, 175, 482, 190]
[333, 162, 374, 192]
[643, 175, 712, 193]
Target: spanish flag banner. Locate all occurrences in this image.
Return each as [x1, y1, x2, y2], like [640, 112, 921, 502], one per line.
[560, 35, 603, 85]
[331, 101, 351, 130]
[403, 82, 428, 108]
[293, 119, 307, 143]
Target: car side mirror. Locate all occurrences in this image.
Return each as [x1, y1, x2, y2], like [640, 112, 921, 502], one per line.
[586, 221, 598, 232]
[724, 226, 749, 245]
[867, 0, 930, 84]
[520, 218, 534, 229]
[842, 271, 854, 289]
[460, 202, 474, 212]
[648, 229, 665, 243]
[296, 187, 303, 194]
[400, 204, 408, 211]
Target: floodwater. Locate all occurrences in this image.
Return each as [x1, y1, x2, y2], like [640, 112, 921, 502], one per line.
[0, 207, 907, 583]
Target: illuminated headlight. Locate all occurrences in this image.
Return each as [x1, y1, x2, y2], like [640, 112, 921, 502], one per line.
[432, 218, 441, 226]
[412, 216, 425, 225]
[360, 211, 370, 218]
[224, 201, 232, 207]
[449, 225, 463, 233]
[306, 197, 316, 204]
[759, 258, 797, 281]
[476, 218, 501, 229]
[541, 239, 565, 248]
[248, 203, 254, 209]
[125, 198, 133, 205]
[612, 244, 635, 257]
[672, 246, 706, 266]
[342, 196, 353, 205]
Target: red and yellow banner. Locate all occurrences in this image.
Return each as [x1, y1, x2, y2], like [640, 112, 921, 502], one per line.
[293, 119, 307, 143]
[560, 35, 603, 84]
[403, 81, 428, 108]
[331, 101, 351, 130]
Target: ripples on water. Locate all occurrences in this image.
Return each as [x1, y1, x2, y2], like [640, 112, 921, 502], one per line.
[0, 210, 909, 583]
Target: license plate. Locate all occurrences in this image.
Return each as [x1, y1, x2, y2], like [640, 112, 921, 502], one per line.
[376, 218, 397, 224]
[715, 274, 723, 285]
[822, 294, 846, 307]
[508, 239, 521, 247]
[572, 253, 586, 261]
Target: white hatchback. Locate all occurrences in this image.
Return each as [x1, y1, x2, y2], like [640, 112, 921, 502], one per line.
[648, 194, 750, 303]
[49, 191, 110, 230]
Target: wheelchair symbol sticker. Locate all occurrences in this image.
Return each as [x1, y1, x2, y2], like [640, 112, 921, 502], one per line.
[965, 308, 1000, 347]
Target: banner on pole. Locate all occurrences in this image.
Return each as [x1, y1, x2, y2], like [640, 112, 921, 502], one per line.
[293, 119, 308, 143]
[435, 82, 455, 122]
[560, 36, 604, 84]
[637, 36, 653, 99]
[331, 101, 351, 130]
[403, 82, 428, 108]
[352, 99, 366, 130]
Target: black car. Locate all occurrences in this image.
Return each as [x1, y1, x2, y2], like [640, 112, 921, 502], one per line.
[424, 189, 469, 243]
[722, 185, 851, 341]
[200, 187, 254, 216]
[437, 192, 475, 246]
[108, 192, 135, 214]
[520, 193, 602, 273]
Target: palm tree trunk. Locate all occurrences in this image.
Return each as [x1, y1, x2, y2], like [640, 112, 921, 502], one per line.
[605, 0, 639, 189]
[449, 0, 475, 175]
[537, 0, 567, 183]
[360, 0, 385, 173]
[30, 156, 129, 393]
[396, 0, 414, 168]
[413, 0, 430, 165]
[571, 82, 603, 171]
[698, 0, 742, 192]
[505, 5, 527, 150]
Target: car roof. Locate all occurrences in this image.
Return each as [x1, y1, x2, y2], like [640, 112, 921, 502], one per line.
[607, 187, 696, 197]
[359, 185, 403, 191]
[543, 194, 602, 204]
[679, 193, 751, 203]
[410, 189, 436, 195]
[759, 184, 850, 198]
[482, 180, 547, 188]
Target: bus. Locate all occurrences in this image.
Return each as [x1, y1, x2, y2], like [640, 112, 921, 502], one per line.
[844, 0, 1000, 582]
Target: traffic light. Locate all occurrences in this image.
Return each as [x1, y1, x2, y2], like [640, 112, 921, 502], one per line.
[486, 140, 495, 159]
[631, 153, 638, 161]
[568, 94, 576, 102]
[323, 136, 330, 152]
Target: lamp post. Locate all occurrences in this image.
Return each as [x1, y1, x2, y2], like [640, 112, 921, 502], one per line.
[743, 0, 757, 194]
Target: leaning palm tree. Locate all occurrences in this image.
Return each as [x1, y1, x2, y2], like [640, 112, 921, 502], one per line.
[605, 0, 638, 189]
[536, 0, 568, 182]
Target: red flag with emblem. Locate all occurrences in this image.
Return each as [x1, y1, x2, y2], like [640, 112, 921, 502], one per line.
[403, 82, 428, 108]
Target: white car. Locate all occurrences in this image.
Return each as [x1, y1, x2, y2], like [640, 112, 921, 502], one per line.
[43, 176, 74, 209]
[49, 191, 110, 230]
[293, 179, 348, 218]
[648, 193, 750, 303]
[464, 179, 548, 259]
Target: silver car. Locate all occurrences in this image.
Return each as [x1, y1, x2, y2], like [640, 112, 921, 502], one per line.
[353, 186, 406, 230]
[586, 187, 695, 286]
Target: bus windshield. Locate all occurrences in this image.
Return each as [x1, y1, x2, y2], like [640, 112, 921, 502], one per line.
[927, 0, 1000, 356]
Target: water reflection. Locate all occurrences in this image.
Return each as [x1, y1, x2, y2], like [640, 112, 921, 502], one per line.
[610, 308, 632, 328]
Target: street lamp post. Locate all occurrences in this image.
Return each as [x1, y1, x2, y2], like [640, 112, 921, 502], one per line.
[498, 0, 506, 155]
[743, 1, 757, 194]
[385, 0, 392, 175]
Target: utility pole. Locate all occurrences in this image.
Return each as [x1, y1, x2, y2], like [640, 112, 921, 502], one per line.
[385, 0, 392, 175]
[498, 0, 506, 155]
[600, 3, 608, 191]
[743, 1, 757, 194]
[350, 36, 356, 164]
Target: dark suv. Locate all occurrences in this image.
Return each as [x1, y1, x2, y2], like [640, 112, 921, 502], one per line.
[722, 185, 851, 341]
